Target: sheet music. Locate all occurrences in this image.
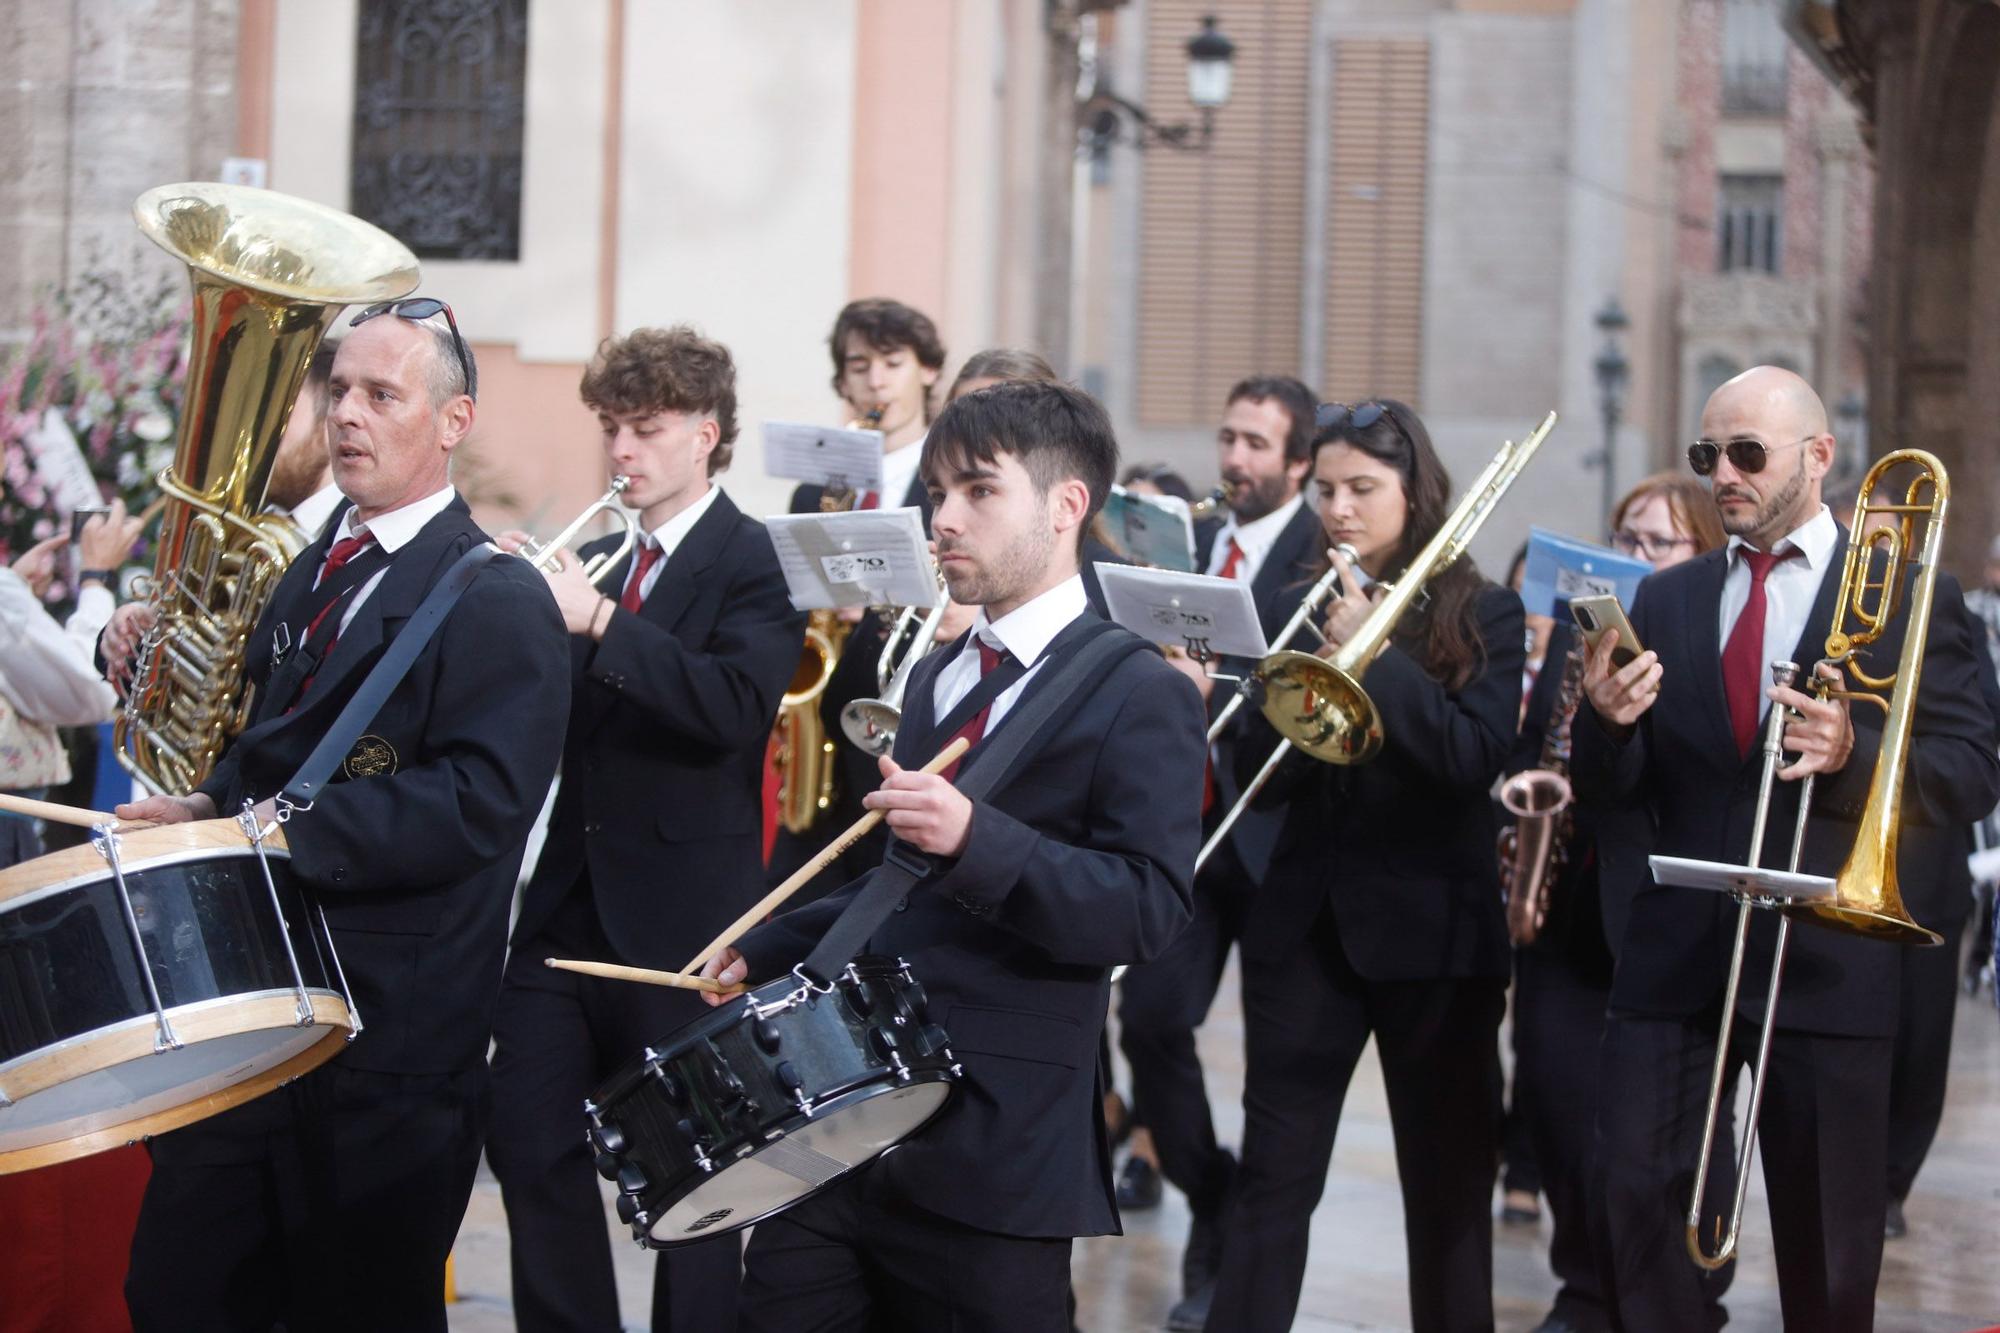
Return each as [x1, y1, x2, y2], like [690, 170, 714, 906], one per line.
[766, 507, 941, 610]
[1649, 855, 1836, 902]
[1520, 527, 1652, 619]
[1101, 487, 1196, 571]
[761, 420, 885, 491]
[23, 407, 105, 515]
[1094, 563, 1268, 659]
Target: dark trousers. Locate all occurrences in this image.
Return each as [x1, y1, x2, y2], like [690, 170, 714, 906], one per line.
[1208, 904, 1505, 1333]
[1115, 855, 1249, 1217]
[1513, 946, 1611, 1330]
[739, 1165, 1073, 1333]
[126, 1062, 485, 1333]
[1887, 921, 1963, 1202]
[1593, 1011, 1889, 1333]
[487, 890, 742, 1333]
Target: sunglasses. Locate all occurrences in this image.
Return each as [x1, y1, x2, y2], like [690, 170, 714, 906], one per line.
[1315, 400, 1417, 455]
[1686, 435, 1812, 477]
[351, 297, 475, 397]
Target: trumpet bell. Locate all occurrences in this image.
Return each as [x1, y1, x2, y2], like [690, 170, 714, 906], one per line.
[1254, 650, 1381, 765]
[839, 700, 901, 757]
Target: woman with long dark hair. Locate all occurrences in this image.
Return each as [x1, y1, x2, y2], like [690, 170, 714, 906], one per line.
[1202, 400, 1525, 1332]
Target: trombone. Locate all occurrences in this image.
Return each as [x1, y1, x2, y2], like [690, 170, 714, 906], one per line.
[516, 475, 641, 587]
[1196, 412, 1557, 873]
[1684, 449, 1947, 1270]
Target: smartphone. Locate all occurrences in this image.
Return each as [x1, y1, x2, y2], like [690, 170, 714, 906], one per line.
[1570, 594, 1645, 668]
[69, 504, 110, 544]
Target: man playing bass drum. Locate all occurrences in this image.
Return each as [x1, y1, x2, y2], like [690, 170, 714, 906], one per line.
[702, 380, 1206, 1332]
[1205, 400, 1525, 1333]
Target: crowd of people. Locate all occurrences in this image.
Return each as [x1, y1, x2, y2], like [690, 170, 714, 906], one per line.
[0, 290, 1993, 1333]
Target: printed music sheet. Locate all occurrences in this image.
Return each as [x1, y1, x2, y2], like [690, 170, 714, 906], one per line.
[766, 507, 941, 610]
[761, 420, 885, 491]
[1520, 527, 1652, 618]
[1649, 855, 1836, 902]
[1094, 564, 1268, 660]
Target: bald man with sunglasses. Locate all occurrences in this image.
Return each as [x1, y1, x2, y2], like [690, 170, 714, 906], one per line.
[1572, 366, 1999, 1332]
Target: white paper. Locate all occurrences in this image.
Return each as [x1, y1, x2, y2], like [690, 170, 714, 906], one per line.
[24, 408, 105, 515]
[766, 507, 941, 610]
[761, 420, 885, 491]
[1649, 855, 1836, 902]
[1101, 487, 1196, 571]
[1094, 563, 1269, 659]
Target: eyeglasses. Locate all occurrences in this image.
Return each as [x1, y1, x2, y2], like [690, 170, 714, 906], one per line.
[1611, 530, 1694, 561]
[351, 297, 474, 398]
[1686, 435, 1813, 477]
[1316, 400, 1417, 456]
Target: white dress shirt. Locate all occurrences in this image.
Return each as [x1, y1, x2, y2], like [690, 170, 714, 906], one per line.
[320, 484, 459, 636]
[287, 482, 345, 544]
[877, 435, 926, 510]
[623, 483, 722, 604]
[0, 568, 117, 726]
[930, 574, 1089, 733]
[1204, 492, 1305, 584]
[1718, 503, 1839, 723]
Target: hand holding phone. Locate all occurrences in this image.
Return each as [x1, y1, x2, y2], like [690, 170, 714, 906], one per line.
[1570, 594, 1644, 669]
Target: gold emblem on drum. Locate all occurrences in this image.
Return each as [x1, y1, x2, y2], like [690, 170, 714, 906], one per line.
[341, 735, 398, 779]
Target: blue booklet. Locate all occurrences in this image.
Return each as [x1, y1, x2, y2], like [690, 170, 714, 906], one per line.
[1519, 526, 1652, 619]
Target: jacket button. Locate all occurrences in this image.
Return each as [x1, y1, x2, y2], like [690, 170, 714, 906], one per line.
[894, 896, 909, 912]
[331, 867, 347, 885]
[584, 821, 603, 836]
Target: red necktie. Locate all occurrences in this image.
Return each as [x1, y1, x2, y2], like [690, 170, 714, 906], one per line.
[620, 543, 664, 613]
[1721, 547, 1799, 757]
[859, 490, 881, 510]
[938, 639, 1007, 782]
[293, 531, 377, 703]
[1215, 536, 1246, 580]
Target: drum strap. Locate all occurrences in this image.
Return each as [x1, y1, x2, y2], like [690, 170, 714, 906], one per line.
[797, 618, 1148, 987]
[278, 543, 502, 808]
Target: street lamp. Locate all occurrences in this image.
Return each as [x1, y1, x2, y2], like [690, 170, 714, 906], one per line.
[1592, 295, 1631, 524]
[1079, 14, 1235, 158]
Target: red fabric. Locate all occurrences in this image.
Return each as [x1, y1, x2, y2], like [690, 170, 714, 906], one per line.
[1721, 548, 1798, 757]
[859, 490, 881, 510]
[937, 640, 1005, 782]
[0, 1146, 150, 1333]
[619, 543, 664, 613]
[760, 731, 781, 866]
[1214, 535, 1245, 581]
[294, 532, 378, 702]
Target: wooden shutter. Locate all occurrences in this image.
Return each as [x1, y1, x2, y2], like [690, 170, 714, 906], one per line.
[1135, 0, 1313, 426]
[1322, 39, 1429, 407]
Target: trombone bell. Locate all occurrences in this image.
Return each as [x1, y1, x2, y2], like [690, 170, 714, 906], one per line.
[1254, 650, 1381, 765]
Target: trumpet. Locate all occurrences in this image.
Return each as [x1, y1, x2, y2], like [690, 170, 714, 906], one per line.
[515, 476, 640, 587]
[1196, 412, 1556, 873]
[1684, 450, 1946, 1271]
[1188, 486, 1229, 521]
[841, 596, 949, 756]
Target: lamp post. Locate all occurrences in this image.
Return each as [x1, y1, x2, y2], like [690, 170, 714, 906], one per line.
[1079, 14, 1235, 159]
[1592, 296, 1631, 524]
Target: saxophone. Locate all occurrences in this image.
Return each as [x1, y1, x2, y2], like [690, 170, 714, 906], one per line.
[115, 182, 420, 794]
[1496, 632, 1584, 946]
[771, 407, 883, 833]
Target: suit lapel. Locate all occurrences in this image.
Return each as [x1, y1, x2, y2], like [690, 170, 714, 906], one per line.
[1686, 549, 1736, 760]
[638, 490, 738, 634]
[1252, 502, 1324, 643]
[1785, 522, 1848, 674]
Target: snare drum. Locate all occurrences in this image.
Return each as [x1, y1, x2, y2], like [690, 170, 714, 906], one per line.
[0, 816, 356, 1173]
[588, 955, 959, 1247]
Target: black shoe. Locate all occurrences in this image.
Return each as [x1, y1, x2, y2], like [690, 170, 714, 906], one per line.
[1528, 1318, 1582, 1333]
[1180, 1209, 1222, 1299]
[1885, 1197, 1907, 1240]
[1165, 1281, 1213, 1331]
[1116, 1155, 1162, 1211]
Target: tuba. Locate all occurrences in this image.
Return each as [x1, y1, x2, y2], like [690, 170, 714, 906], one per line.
[1198, 413, 1557, 872]
[1683, 450, 1946, 1270]
[115, 183, 420, 794]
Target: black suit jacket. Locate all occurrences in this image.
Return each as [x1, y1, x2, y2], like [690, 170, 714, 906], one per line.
[1243, 583, 1526, 982]
[197, 497, 571, 1075]
[1197, 500, 1328, 885]
[513, 491, 804, 965]
[737, 613, 1207, 1239]
[1570, 537, 2000, 1037]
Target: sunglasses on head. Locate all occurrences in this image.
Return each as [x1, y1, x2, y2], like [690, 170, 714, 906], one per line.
[1686, 435, 1813, 477]
[351, 297, 474, 397]
[1315, 400, 1417, 455]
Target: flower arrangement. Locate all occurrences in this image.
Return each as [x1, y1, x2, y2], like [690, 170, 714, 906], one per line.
[0, 268, 188, 605]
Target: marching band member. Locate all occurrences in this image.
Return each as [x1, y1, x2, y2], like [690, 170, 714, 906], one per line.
[487, 327, 803, 1331]
[1206, 399, 1524, 1333]
[1117, 374, 1324, 1330]
[116, 302, 571, 1333]
[701, 379, 1206, 1332]
[1504, 473, 1722, 1333]
[1575, 366, 1999, 1332]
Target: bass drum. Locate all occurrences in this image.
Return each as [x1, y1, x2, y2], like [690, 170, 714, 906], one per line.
[0, 819, 355, 1173]
[589, 955, 959, 1247]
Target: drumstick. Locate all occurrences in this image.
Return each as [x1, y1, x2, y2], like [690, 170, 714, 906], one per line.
[542, 958, 745, 995]
[675, 734, 972, 977]
[0, 791, 152, 831]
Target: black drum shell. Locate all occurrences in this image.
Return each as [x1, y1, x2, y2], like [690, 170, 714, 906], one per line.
[589, 955, 959, 1241]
